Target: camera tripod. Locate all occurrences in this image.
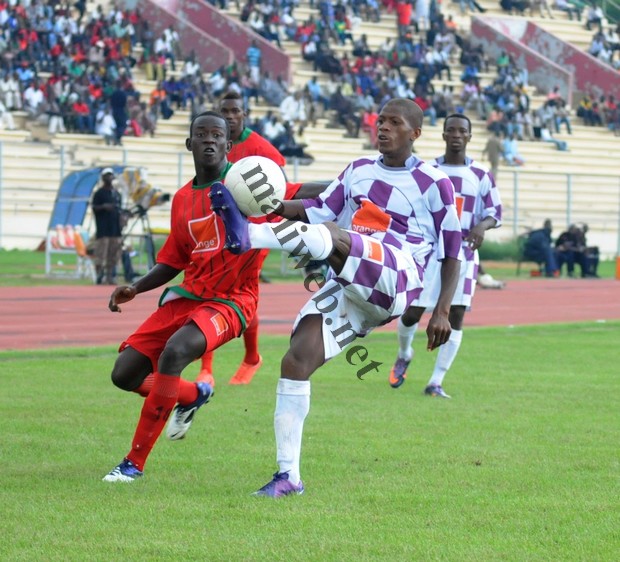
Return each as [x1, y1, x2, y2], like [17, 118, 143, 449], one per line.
[122, 204, 156, 270]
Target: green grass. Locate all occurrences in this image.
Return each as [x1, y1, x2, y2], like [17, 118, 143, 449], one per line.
[1, 324, 619, 561]
[0, 248, 618, 287]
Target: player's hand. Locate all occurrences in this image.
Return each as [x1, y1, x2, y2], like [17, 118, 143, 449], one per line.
[464, 224, 486, 251]
[109, 285, 137, 313]
[426, 311, 452, 351]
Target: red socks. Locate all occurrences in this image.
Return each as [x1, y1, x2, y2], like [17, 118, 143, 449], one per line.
[243, 314, 260, 365]
[127, 372, 179, 471]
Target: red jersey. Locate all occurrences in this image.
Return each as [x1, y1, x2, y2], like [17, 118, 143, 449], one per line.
[229, 128, 286, 166]
[156, 167, 265, 330]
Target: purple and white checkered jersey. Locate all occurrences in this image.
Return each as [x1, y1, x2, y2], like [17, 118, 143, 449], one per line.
[303, 154, 462, 271]
[413, 156, 503, 309]
[430, 156, 502, 238]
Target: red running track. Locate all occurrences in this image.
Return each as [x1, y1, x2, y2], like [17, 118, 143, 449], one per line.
[1, 279, 619, 351]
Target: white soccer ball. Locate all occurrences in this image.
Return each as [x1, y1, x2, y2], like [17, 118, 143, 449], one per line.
[224, 156, 286, 217]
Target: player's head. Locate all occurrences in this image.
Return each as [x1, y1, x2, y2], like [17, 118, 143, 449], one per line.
[442, 113, 472, 156]
[376, 98, 423, 164]
[218, 91, 246, 140]
[186, 111, 231, 171]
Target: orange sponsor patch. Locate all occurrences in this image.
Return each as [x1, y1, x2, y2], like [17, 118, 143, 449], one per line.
[189, 214, 221, 253]
[351, 199, 391, 235]
[455, 195, 464, 219]
[366, 239, 384, 263]
[210, 313, 228, 336]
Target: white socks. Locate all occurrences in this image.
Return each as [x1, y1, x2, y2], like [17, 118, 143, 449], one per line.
[428, 329, 463, 387]
[397, 317, 418, 361]
[248, 222, 333, 261]
[274, 378, 311, 485]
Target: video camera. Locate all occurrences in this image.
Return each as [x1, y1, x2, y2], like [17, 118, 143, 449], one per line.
[115, 167, 171, 217]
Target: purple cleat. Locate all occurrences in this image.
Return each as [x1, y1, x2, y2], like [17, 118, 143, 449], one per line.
[210, 182, 250, 253]
[253, 472, 305, 498]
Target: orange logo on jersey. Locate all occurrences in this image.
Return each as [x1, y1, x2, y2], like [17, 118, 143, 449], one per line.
[351, 199, 391, 235]
[366, 239, 384, 263]
[188, 213, 221, 253]
[210, 313, 228, 336]
[455, 195, 464, 219]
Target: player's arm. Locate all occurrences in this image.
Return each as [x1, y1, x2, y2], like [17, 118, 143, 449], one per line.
[465, 216, 497, 251]
[109, 263, 181, 312]
[293, 180, 332, 199]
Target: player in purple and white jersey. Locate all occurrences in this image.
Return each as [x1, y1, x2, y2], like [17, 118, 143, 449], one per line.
[211, 98, 463, 497]
[388, 113, 503, 398]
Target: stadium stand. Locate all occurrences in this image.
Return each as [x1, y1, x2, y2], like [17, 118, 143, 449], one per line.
[0, 0, 618, 258]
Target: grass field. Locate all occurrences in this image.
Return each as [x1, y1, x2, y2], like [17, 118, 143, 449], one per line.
[2, 324, 619, 561]
[0, 248, 617, 287]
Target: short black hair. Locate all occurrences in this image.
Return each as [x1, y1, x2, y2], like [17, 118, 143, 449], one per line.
[221, 90, 243, 102]
[444, 113, 471, 132]
[189, 110, 229, 138]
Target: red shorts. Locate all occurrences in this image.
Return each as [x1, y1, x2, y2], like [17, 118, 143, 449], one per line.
[121, 297, 243, 370]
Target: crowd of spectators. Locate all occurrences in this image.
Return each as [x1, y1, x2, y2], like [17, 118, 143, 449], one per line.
[1, 0, 618, 150]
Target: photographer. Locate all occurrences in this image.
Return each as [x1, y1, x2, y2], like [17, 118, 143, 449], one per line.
[92, 168, 126, 284]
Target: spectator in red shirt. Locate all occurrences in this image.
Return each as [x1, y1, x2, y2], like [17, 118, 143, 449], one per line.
[72, 95, 92, 133]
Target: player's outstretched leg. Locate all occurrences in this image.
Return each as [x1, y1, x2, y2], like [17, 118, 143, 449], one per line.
[210, 182, 250, 253]
[166, 382, 214, 440]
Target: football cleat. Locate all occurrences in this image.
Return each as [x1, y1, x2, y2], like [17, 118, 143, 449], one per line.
[210, 182, 251, 253]
[166, 382, 214, 440]
[102, 458, 143, 482]
[424, 384, 451, 399]
[253, 472, 305, 498]
[389, 357, 410, 388]
[196, 369, 216, 388]
[229, 355, 263, 385]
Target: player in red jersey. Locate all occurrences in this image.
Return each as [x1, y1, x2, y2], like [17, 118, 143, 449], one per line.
[102, 111, 267, 482]
[195, 91, 313, 387]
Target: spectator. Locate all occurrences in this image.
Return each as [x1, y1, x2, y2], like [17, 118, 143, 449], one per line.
[554, 224, 582, 276]
[95, 103, 117, 145]
[279, 90, 308, 136]
[91, 168, 124, 285]
[502, 132, 525, 166]
[523, 219, 559, 277]
[23, 78, 45, 120]
[329, 85, 361, 137]
[0, 98, 16, 130]
[554, 99, 573, 134]
[109, 80, 128, 146]
[0, 72, 22, 110]
[554, 0, 584, 20]
[482, 131, 502, 179]
[585, 2, 604, 31]
[576, 223, 600, 277]
[246, 39, 262, 84]
[531, 0, 555, 17]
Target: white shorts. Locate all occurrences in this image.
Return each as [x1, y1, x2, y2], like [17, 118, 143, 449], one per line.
[292, 232, 423, 360]
[414, 246, 478, 310]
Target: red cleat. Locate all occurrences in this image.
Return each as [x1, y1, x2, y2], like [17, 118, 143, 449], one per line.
[229, 355, 263, 385]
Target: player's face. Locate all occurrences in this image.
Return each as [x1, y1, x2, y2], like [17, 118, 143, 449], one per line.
[219, 99, 245, 139]
[186, 115, 231, 169]
[376, 105, 421, 165]
[443, 117, 471, 153]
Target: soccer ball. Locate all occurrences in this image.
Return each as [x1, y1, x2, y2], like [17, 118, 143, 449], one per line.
[224, 156, 286, 217]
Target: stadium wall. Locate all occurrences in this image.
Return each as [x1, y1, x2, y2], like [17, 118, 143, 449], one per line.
[126, 0, 291, 81]
[471, 16, 620, 103]
[470, 17, 574, 105]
